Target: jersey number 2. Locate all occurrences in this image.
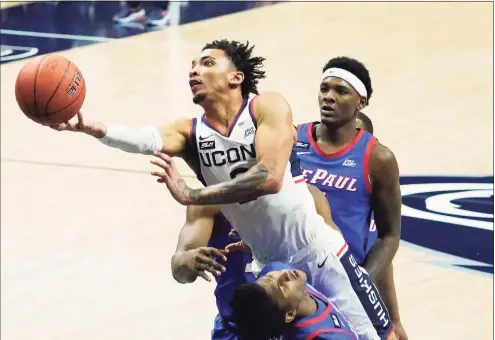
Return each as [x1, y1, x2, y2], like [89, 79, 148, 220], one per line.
[229, 167, 258, 205]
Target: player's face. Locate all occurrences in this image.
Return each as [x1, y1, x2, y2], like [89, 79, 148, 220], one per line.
[257, 269, 307, 312]
[318, 77, 365, 127]
[189, 49, 241, 104]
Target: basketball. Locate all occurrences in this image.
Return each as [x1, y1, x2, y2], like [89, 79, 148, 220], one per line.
[15, 54, 86, 126]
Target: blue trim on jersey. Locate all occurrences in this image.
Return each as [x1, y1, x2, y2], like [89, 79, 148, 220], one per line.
[190, 117, 207, 186]
[190, 117, 198, 149]
[290, 145, 304, 177]
[247, 96, 258, 128]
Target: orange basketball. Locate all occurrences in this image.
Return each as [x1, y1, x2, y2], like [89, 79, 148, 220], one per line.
[15, 54, 86, 126]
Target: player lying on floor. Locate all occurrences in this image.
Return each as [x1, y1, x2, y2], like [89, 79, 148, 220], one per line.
[225, 261, 360, 340]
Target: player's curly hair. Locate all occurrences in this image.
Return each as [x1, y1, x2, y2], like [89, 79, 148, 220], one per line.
[322, 56, 373, 103]
[202, 39, 266, 98]
[224, 283, 287, 340]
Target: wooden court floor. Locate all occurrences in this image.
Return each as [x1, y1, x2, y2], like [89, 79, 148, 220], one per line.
[1, 2, 493, 340]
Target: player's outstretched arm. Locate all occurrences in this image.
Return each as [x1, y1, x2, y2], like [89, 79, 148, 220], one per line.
[306, 184, 342, 234]
[171, 204, 228, 284]
[50, 111, 191, 157]
[362, 142, 401, 280]
[151, 92, 294, 205]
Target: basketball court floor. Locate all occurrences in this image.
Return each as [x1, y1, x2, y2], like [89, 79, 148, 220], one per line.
[1, 1, 493, 339]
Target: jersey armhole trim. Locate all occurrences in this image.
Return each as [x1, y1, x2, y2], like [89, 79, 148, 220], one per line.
[363, 136, 376, 194]
[248, 95, 259, 128]
[189, 118, 198, 151]
[305, 328, 357, 340]
[295, 290, 332, 328]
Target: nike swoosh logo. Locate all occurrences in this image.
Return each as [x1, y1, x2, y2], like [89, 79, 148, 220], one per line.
[317, 255, 328, 268]
[199, 135, 213, 141]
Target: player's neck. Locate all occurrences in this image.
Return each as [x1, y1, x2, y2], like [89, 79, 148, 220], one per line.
[295, 293, 318, 318]
[317, 121, 357, 147]
[202, 94, 245, 133]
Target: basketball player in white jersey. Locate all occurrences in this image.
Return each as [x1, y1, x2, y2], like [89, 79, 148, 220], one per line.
[50, 40, 379, 339]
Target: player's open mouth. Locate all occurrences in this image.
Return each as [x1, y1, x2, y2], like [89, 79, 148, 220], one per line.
[321, 105, 335, 112]
[189, 79, 202, 91]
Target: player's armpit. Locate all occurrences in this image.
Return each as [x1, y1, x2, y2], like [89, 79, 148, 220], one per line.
[363, 142, 401, 280]
[306, 184, 342, 235]
[157, 118, 192, 156]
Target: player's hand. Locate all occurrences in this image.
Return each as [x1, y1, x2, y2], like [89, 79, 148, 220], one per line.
[151, 152, 193, 205]
[49, 111, 87, 132]
[393, 320, 408, 340]
[225, 241, 252, 254]
[49, 111, 106, 137]
[178, 247, 229, 282]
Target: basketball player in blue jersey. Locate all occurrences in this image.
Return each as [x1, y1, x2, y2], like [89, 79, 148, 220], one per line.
[295, 57, 406, 340]
[51, 40, 380, 339]
[226, 261, 359, 340]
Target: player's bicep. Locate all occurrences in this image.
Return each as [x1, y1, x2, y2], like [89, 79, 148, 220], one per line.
[158, 119, 191, 156]
[175, 205, 218, 252]
[370, 144, 401, 238]
[253, 92, 294, 187]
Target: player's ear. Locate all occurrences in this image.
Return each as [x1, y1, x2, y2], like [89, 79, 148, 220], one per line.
[285, 310, 297, 323]
[357, 97, 367, 110]
[230, 71, 244, 86]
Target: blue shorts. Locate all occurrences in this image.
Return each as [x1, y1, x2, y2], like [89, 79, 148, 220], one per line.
[211, 314, 239, 340]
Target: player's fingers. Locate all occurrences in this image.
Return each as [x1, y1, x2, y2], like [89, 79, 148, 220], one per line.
[196, 270, 211, 282]
[151, 170, 167, 178]
[66, 121, 79, 131]
[195, 262, 222, 277]
[152, 151, 172, 162]
[225, 242, 243, 252]
[196, 254, 226, 272]
[49, 124, 64, 131]
[76, 111, 84, 124]
[201, 248, 228, 262]
[150, 158, 169, 169]
[226, 241, 251, 253]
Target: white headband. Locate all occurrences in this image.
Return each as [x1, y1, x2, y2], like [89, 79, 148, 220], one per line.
[321, 68, 367, 98]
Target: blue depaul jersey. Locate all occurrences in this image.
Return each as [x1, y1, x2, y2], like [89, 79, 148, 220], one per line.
[259, 262, 359, 340]
[207, 214, 255, 318]
[295, 123, 377, 264]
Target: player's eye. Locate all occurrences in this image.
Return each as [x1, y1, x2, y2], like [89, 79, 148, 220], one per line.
[204, 60, 214, 66]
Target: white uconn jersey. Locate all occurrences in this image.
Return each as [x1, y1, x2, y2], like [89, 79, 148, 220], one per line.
[191, 97, 327, 264]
